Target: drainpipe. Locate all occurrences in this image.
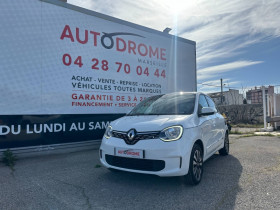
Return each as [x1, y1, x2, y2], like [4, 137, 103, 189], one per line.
[262, 86, 267, 130]
[220, 78, 223, 105]
[273, 93, 277, 129]
[267, 94, 270, 128]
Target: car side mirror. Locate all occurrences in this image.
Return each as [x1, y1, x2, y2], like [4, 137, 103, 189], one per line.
[199, 107, 215, 116]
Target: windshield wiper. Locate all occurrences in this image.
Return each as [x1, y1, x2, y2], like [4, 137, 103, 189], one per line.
[126, 114, 146, 116]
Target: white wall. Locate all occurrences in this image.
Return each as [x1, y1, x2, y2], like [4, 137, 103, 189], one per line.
[276, 94, 280, 129]
[224, 90, 243, 105]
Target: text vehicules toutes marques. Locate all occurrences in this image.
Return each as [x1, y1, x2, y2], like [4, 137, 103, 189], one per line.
[99, 92, 229, 185]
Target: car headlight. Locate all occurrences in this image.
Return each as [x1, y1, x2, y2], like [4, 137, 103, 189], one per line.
[159, 126, 183, 141]
[104, 125, 113, 139]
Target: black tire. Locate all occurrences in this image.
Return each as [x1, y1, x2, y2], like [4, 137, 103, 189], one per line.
[227, 123, 231, 132]
[185, 143, 203, 185]
[219, 132, 229, 156]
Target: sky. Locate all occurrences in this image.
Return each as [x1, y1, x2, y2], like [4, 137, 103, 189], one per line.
[68, 0, 280, 94]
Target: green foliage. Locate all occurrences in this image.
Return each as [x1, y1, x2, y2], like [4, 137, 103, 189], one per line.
[229, 130, 243, 135]
[95, 164, 101, 168]
[2, 149, 17, 169]
[232, 123, 263, 128]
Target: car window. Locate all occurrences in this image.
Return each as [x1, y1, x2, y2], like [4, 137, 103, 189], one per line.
[127, 93, 196, 116]
[206, 96, 216, 109]
[198, 95, 209, 113]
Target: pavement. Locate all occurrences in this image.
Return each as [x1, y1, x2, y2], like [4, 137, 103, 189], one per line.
[231, 127, 280, 136]
[231, 127, 261, 133]
[0, 135, 280, 210]
[254, 131, 280, 136]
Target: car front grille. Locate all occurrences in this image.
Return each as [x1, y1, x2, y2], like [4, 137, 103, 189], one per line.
[112, 130, 160, 145]
[105, 154, 165, 172]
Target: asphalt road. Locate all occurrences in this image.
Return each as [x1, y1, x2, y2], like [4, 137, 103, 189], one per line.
[0, 135, 280, 210]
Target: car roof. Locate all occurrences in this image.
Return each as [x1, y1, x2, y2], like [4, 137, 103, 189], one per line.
[163, 92, 203, 96]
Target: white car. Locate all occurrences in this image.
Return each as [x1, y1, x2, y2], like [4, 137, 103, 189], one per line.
[99, 92, 229, 185]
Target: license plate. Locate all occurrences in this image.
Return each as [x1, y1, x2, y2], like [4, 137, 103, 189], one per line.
[115, 147, 144, 159]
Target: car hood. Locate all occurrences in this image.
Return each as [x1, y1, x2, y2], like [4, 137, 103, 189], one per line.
[110, 114, 196, 132]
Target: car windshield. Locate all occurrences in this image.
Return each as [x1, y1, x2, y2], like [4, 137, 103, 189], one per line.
[127, 93, 196, 116]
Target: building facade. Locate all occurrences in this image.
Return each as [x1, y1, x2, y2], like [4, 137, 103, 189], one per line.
[246, 86, 274, 104]
[208, 89, 243, 106]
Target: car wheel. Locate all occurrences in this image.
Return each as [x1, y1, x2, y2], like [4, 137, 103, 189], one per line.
[185, 143, 203, 185]
[219, 132, 229, 156]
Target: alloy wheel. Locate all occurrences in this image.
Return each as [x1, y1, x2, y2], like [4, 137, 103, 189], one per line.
[193, 149, 203, 181]
[225, 134, 229, 153]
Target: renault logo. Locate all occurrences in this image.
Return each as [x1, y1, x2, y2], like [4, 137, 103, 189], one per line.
[127, 129, 136, 141]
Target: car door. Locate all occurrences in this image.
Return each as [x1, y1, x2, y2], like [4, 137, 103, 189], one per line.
[206, 96, 224, 151]
[197, 94, 216, 156]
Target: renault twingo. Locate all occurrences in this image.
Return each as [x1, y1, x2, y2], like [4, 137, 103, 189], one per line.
[99, 92, 229, 185]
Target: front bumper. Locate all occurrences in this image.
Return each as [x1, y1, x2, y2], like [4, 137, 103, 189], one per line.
[99, 131, 195, 177]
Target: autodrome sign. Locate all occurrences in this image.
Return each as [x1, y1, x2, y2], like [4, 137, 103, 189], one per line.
[0, 0, 196, 149]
